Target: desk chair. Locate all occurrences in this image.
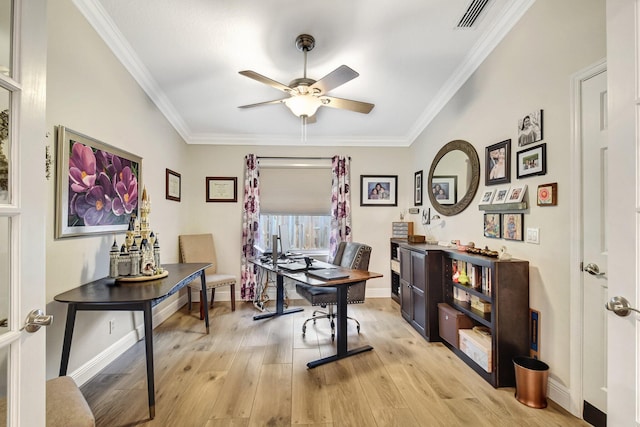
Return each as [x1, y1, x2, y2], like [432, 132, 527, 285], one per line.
[179, 234, 236, 319]
[296, 242, 371, 341]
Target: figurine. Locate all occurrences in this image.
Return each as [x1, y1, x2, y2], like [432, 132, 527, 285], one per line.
[498, 246, 512, 261]
[458, 270, 470, 285]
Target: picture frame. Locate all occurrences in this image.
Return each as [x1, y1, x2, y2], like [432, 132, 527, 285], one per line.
[492, 187, 510, 204]
[485, 139, 511, 186]
[517, 143, 547, 178]
[165, 168, 181, 202]
[479, 188, 496, 204]
[414, 170, 423, 206]
[502, 213, 524, 241]
[431, 175, 457, 205]
[506, 184, 527, 203]
[206, 176, 238, 202]
[517, 109, 543, 147]
[484, 213, 501, 239]
[537, 182, 558, 206]
[360, 175, 398, 206]
[55, 126, 142, 238]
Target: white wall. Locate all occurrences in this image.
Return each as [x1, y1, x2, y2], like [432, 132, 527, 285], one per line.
[44, 0, 190, 379]
[183, 144, 411, 301]
[410, 0, 605, 393]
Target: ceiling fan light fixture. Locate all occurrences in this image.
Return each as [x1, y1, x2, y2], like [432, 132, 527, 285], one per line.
[284, 95, 322, 118]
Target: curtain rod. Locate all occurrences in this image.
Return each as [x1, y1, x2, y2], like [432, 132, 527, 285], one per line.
[256, 156, 350, 160]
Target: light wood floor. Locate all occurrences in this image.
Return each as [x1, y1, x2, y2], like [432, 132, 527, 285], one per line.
[81, 298, 588, 427]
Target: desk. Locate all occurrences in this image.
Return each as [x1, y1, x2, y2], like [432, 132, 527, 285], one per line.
[251, 259, 382, 368]
[249, 259, 305, 320]
[54, 262, 211, 420]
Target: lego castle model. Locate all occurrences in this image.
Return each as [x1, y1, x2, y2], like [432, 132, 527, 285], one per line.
[109, 187, 163, 278]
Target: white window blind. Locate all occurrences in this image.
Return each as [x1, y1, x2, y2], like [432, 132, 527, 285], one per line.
[259, 158, 332, 215]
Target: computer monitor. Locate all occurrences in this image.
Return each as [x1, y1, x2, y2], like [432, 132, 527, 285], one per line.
[278, 225, 291, 256]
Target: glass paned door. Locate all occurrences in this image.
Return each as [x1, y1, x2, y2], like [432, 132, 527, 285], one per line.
[0, 0, 11, 77]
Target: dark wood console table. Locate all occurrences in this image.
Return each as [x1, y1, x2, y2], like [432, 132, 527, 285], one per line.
[54, 262, 211, 419]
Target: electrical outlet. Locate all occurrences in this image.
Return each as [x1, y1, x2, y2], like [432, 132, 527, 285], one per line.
[526, 228, 540, 244]
[109, 319, 116, 334]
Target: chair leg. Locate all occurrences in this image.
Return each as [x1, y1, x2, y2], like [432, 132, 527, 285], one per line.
[230, 284, 236, 311]
[210, 288, 216, 308]
[187, 289, 193, 311]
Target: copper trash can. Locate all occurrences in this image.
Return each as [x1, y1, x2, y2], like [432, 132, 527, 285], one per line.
[513, 356, 549, 408]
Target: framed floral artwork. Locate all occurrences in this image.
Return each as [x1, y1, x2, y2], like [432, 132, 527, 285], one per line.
[537, 182, 558, 206]
[55, 126, 142, 238]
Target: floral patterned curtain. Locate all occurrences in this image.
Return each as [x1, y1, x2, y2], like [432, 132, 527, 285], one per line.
[241, 154, 259, 301]
[329, 155, 351, 259]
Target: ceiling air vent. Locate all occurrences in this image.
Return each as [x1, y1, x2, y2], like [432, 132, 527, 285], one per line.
[457, 0, 491, 28]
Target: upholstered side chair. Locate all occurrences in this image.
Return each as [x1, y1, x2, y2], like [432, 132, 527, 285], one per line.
[296, 242, 372, 341]
[179, 234, 236, 319]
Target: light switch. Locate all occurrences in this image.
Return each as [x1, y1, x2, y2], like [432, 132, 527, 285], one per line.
[526, 228, 540, 244]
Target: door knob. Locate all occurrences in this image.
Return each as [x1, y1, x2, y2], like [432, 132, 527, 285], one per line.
[583, 263, 605, 276]
[20, 309, 53, 333]
[605, 296, 640, 317]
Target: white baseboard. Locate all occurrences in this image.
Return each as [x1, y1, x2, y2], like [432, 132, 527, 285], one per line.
[547, 377, 572, 413]
[69, 294, 187, 387]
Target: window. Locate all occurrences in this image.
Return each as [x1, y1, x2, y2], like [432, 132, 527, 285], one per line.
[256, 158, 332, 255]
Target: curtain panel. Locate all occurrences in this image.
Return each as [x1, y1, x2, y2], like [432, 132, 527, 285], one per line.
[329, 155, 352, 260]
[241, 154, 259, 301]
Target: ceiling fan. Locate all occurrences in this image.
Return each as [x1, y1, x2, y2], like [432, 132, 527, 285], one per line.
[238, 34, 374, 123]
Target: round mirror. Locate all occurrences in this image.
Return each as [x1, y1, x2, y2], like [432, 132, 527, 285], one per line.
[427, 139, 480, 216]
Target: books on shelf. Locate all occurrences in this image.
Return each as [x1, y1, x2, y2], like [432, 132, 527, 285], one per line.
[451, 259, 492, 295]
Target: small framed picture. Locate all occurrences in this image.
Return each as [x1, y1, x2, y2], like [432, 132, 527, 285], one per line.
[206, 176, 238, 202]
[537, 182, 558, 206]
[484, 213, 501, 239]
[492, 187, 510, 204]
[506, 184, 527, 203]
[479, 188, 496, 204]
[166, 168, 181, 202]
[431, 175, 457, 205]
[517, 143, 547, 178]
[502, 213, 524, 241]
[414, 170, 423, 206]
[360, 175, 398, 206]
[517, 110, 543, 147]
[485, 139, 511, 186]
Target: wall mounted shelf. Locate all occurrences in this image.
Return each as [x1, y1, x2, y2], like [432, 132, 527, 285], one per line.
[478, 202, 527, 212]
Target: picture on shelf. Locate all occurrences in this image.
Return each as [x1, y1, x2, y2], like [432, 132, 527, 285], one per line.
[480, 188, 496, 204]
[492, 187, 509, 204]
[484, 213, 501, 239]
[502, 213, 524, 241]
[506, 184, 527, 203]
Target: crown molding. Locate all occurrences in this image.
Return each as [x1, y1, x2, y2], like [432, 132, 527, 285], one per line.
[406, 0, 535, 144]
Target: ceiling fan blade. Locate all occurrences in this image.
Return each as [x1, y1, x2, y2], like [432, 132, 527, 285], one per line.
[239, 70, 292, 93]
[238, 98, 288, 109]
[310, 65, 359, 94]
[320, 96, 374, 114]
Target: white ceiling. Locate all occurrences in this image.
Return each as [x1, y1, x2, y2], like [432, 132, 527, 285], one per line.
[75, 0, 533, 146]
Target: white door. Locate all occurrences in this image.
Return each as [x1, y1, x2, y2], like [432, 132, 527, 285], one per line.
[582, 69, 608, 417]
[0, 0, 48, 425]
[605, 0, 638, 424]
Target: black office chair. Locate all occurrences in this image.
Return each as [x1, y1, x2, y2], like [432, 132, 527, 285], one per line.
[296, 242, 372, 341]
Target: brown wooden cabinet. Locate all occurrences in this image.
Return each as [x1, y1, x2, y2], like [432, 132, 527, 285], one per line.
[443, 251, 529, 387]
[398, 246, 442, 341]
